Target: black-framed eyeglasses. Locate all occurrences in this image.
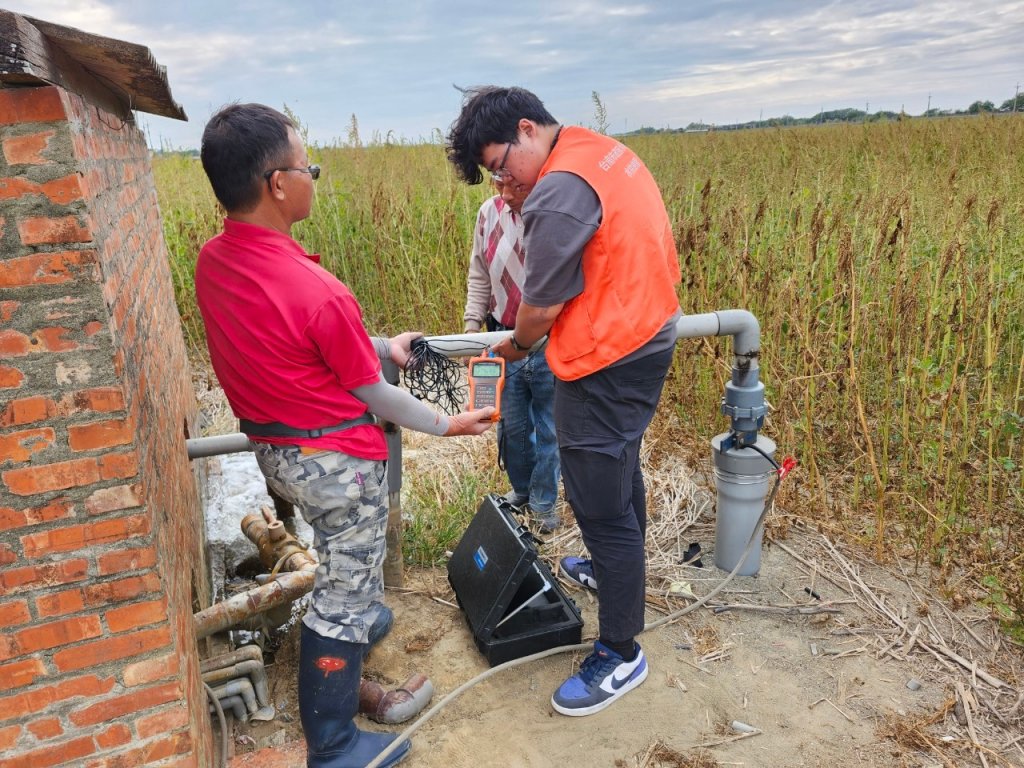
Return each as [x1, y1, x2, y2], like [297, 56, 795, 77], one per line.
[263, 164, 320, 182]
[491, 142, 514, 183]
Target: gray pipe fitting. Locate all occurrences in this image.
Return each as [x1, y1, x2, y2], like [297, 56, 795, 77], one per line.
[711, 433, 777, 576]
[211, 678, 258, 714]
[210, 693, 247, 721]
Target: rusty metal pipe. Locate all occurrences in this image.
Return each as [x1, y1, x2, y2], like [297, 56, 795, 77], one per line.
[358, 673, 434, 725]
[200, 644, 264, 674]
[193, 569, 314, 639]
[241, 507, 317, 573]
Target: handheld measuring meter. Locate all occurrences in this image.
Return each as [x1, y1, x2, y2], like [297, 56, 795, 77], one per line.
[467, 353, 505, 421]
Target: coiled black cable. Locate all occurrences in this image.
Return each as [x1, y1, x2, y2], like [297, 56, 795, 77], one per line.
[401, 336, 532, 453]
[402, 337, 476, 415]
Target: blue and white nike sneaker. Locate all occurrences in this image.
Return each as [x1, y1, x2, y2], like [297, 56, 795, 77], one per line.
[551, 641, 648, 716]
[560, 556, 597, 591]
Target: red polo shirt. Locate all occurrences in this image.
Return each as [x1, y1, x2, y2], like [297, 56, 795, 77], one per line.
[195, 218, 387, 459]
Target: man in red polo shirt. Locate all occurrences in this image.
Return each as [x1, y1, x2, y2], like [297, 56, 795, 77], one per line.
[196, 102, 493, 768]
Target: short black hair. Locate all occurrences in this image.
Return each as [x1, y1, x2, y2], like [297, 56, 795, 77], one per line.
[445, 86, 557, 185]
[200, 103, 295, 212]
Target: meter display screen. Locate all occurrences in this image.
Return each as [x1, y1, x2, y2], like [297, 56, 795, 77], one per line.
[471, 361, 503, 378]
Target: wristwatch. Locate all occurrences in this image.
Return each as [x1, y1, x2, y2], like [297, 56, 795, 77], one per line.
[509, 334, 527, 352]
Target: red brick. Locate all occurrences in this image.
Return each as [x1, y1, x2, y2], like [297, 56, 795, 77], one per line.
[68, 418, 133, 452]
[0, 499, 74, 532]
[0, 87, 66, 126]
[0, 251, 96, 288]
[0, 329, 33, 358]
[0, 365, 25, 388]
[84, 572, 162, 605]
[2, 130, 56, 164]
[0, 541, 15, 565]
[0, 175, 36, 199]
[83, 320, 103, 336]
[150, 754, 200, 768]
[84, 731, 191, 768]
[38, 571, 161, 618]
[0, 599, 31, 627]
[27, 717, 63, 740]
[11, 615, 102, 654]
[136, 703, 189, 739]
[97, 544, 156, 574]
[99, 451, 138, 480]
[52, 625, 171, 672]
[0, 427, 55, 464]
[32, 326, 78, 352]
[0, 657, 46, 689]
[3, 457, 99, 496]
[35, 588, 86, 618]
[41, 175, 84, 204]
[68, 387, 125, 414]
[93, 723, 131, 749]
[3, 450, 136, 496]
[122, 650, 179, 687]
[106, 597, 167, 633]
[21, 513, 151, 557]
[0, 723, 22, 750]
[17, 215, 92, 246]
[0, 175, 33, 198]
[0, 395, 55, 426]
[70, 680, 181, 727]
[0, 558, 89, 595]
[0, 673, 115, 721]
[2, 735, 95, 768]
[0, 300, 17, 323]
[86, 484, 143, 515]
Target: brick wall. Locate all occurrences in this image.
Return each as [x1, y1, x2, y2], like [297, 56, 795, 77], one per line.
[1, 85, 212, 767]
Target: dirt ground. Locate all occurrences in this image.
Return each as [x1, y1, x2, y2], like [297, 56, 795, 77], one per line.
[229, 508, 1024, 768]
[195, 383, 1023, 768]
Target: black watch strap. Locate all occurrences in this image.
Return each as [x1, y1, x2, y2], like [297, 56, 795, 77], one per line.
[510, 334, 526, 352]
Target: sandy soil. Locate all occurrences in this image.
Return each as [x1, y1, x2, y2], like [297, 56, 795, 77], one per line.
[232, 519, 1023, 768]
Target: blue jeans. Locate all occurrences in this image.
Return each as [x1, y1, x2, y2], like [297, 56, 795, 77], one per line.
[497, 352, 560, 514]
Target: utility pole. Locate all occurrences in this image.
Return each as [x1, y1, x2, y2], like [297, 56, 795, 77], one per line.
[1015, 83, 1020, 114]
[927, 92, 931, 115]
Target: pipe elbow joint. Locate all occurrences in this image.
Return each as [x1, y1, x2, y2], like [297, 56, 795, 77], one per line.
[359, 674, 434, 725]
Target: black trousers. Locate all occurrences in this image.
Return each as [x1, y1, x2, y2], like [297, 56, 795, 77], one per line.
[554, 346, 675, 643]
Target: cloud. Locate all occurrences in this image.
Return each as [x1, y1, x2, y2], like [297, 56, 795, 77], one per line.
[2, 0, 1020, 147]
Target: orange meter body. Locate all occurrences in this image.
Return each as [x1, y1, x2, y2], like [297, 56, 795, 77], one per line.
[467, 354, 505, 421]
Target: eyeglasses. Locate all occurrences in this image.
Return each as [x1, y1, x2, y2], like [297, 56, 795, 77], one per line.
[491, 142, 514, 183]
[263, 164, 320, 182]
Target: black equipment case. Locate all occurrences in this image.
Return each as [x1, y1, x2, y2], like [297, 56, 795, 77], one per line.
[447, 494, 584, 666]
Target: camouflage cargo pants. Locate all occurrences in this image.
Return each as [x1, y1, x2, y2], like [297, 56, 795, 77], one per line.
[252, 443, 389, 644]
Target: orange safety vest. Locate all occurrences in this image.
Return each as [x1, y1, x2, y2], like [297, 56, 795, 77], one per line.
[538, 127, 680, 381]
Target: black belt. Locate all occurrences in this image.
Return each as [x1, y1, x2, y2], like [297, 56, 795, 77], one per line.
[240, 413, 377, 439]
[485, 315, 513, 333]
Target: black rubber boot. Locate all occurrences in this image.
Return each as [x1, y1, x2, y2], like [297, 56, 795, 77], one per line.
[299, 624, 410, 768]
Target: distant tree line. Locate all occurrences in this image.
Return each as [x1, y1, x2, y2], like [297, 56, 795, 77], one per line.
[624, 92, 1024, 136]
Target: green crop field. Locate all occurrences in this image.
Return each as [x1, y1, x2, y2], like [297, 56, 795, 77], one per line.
[154, 115, 1024, 627]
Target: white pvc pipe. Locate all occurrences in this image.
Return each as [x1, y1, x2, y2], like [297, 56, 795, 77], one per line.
[185, 310, 761, 460]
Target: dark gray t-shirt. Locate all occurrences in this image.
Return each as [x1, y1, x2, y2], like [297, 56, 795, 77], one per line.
[521, 171, 679, 364]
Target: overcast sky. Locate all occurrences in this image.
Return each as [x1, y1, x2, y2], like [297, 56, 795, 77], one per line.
[5, 1, 1023, 149]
